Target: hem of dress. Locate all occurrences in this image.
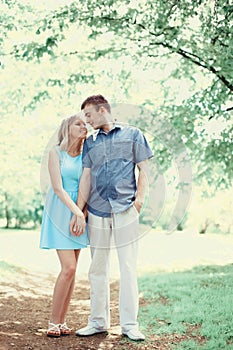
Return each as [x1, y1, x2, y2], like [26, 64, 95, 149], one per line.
[40, 245, 88, 250]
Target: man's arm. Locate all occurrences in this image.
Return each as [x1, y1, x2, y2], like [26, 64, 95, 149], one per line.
[70, 167, 91, 235]
[134, 159, 150, 213]
[77, 167, 91, 210]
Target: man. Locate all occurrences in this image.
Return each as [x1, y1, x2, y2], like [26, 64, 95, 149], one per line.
[70, 95, 153, 341]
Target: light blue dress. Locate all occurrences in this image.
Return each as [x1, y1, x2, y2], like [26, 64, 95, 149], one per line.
[40, 146, 89, 249]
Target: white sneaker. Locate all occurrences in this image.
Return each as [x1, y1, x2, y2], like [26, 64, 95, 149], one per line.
[123, 329, 145, 341]
[76, 325, 108, 336]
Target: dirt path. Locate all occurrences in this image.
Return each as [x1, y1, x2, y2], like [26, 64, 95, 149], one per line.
[0, 269, 160, 350]
[0, 266, 207, 350]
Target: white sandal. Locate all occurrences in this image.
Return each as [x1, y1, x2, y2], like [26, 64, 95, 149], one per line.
[47, 322, 61, 337]
[60, 322, 72, 336]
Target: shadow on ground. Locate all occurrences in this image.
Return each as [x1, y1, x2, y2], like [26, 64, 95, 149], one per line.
[0, 263, 206, 350]
[0, 265, 152, 350]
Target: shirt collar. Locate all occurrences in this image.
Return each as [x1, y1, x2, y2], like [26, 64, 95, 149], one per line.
[92, 122, 123, 141]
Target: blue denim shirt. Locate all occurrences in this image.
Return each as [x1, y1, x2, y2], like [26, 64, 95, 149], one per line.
[82, 124, 153, 217]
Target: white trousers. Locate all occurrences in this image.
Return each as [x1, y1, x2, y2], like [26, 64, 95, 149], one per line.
[87, 205, 139, 332]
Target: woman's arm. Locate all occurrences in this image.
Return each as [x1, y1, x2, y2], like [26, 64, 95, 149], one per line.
[48, 147, 84, 219]
[70, 167, 91, 236]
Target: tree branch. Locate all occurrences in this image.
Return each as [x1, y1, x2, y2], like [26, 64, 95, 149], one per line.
[169, 46, 233, 91]
[208, 106, 233, 120]
[100, 15, 233, 92]
[224, 106, 233, 112]
[140, 29, 233, 91]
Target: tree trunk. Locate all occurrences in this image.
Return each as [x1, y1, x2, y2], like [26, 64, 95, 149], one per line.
[4, 192, 11, 228]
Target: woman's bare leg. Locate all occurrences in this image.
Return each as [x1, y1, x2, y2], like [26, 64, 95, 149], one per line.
[60, 249, 81, 323]
[50, 249, 80, 324]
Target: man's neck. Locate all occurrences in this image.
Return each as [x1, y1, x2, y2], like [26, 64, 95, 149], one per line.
[101, 121, 114, 133]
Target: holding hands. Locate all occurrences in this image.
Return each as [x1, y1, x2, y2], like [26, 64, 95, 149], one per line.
[70, 213, 86, 236]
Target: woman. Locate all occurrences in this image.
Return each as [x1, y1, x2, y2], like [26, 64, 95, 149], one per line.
[40, 115, 89, 337]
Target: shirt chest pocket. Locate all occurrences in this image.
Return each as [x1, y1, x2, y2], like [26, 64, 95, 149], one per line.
[115, 140, 134, 162]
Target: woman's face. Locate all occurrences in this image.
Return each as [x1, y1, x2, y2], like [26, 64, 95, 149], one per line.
[69, 118, 88, 140]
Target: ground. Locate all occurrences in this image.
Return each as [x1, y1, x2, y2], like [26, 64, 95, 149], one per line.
[0, 271, 152, 350]
[2, 229, 232, 349]
[0, 267, 206, 350]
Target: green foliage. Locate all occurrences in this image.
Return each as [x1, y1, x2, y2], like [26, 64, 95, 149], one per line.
[1, 0, 232, 227]
[67, 73, 95, 85]
[23, 91, 51, 112]
[20, 0, 230, 186]
[0, 190, 43, 229]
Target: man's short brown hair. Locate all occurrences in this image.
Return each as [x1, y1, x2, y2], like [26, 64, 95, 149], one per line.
[81, 94, 111, 113]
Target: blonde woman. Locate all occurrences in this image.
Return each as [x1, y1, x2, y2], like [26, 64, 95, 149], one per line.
[40, 115, 89, 337]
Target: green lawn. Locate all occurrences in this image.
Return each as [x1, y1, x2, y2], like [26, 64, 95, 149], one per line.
[0, 228, 38, 234]
[135, 264, 233, 349]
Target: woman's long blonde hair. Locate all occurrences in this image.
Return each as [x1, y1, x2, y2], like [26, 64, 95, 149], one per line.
[58, 115, 84, 153]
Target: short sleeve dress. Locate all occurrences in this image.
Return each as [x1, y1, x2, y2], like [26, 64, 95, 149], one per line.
[40, 146, 89, 249]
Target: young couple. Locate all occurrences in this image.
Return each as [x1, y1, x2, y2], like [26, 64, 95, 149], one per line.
[40, 95, 153, 341]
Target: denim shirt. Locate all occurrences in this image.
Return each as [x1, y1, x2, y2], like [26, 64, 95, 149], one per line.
[82, 124, 153, 217]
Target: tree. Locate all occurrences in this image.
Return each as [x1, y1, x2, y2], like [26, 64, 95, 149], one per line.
[5, 0, 232, 187]
[1, 0, 232, 229]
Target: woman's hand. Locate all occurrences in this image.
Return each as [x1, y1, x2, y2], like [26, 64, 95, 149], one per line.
[70, 213, 86, 236]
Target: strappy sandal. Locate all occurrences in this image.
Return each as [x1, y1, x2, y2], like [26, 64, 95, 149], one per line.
[47, 322, 61, 337]
[60, 322, 72, 336]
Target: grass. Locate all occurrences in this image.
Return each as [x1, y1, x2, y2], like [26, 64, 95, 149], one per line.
[0, 260, 24, 274]
[137, 264, 233, 349]
[0, 227, 38, 234]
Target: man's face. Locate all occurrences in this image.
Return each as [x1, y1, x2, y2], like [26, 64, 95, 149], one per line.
[83, 104, 105, 130]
